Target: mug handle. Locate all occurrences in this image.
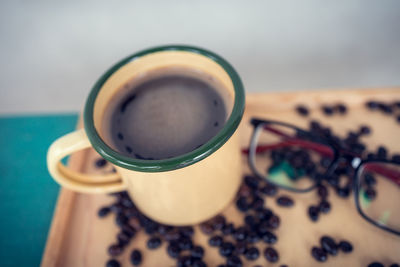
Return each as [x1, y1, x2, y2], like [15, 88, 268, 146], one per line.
[47, 129, 127, 193]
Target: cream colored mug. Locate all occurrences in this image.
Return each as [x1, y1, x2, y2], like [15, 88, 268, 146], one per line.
[47, 45, 245, 225]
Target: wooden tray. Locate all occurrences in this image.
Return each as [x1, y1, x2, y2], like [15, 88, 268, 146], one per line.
[42, 88, 400, 267]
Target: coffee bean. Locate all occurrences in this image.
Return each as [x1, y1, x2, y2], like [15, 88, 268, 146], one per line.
[222, 223, 235, 236]
[233, 242, 247, 255]
[95, 158, 107, 168]
[219, 242, 235, 257]
[106, 259, 120, 267]
[364, 188, 376, 200]
[390, 264, 400, 267]
[192, 259, 207, 267]
[308, 206, 319, 222]
[338, 240, 353, 253]
[115, 213, 128, 227]
[245, 247, 260, 261]
[311, 247, 327, 262]
[98, 206, 111, 218]
[317, 185, 329, 199]
[364, 173, 376, 186]
[296, 105, 309, 116]
[167, 242, 181, 258]
[335, 103, 347, 114]
[366, 101, 380, 109]
[191, 246, 204, 258]
[264, 247, 279, 263]
[200, 222, 215, 235]
[268, 215, 280, 229]
[319, 200, 331, 213]
[276, 196, 294, 207]
[165, 229, 180, 241]
[226, 255, 242, 267]
[379, 103, 393, 114]
[130, 249, 142, 265]
[244, 175, 260, 190]
[320, 236, 338, 256]
[322, 105, 334, 116]
[397, 115, 400, 124]
[392, 154, 400, 163]
[246, 231, 259, 243]
[359, 125, 371, 135]
[244, 215, 257, 228]
[377, 146, 387, 159]
[212, 215, 226, 231]
[236, 197, 250, 212]
[336, 186, 350, 198]
[108, 244, 123, 257]
[117, 231, 132, 245]
[180, 226, 194, 238]
[147, 236, 162, 249]
[209, 235, 223, 247]
[262, 231, 278, 244]
[251, 196, 265, 210]
[368, 262, 384, 267]
[177, 255, 192, 267]
[178, 237, 193, 250]
[233, 227, 247, 242]
[259, 183, 278, 196]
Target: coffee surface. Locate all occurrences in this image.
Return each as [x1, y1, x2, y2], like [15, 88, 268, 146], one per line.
[103, 74, 227, 160]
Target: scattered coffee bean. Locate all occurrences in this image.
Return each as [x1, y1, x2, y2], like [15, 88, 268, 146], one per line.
[212, 215, 226, 231]
[311, 246, 327, 262]
[359, 125, 371, 135]
[322, 105, 334, 116]
[209, 235, 223, 247]
[178, 237, 193, 250]
[390, 264, 400, 267]
[338, 240, 353, 253]
[236, 196, 250, 212]
[335, 103, 347, 114]
[296, 105, 310, 116]
[226, 255, 242, 267]
[233, 227, 247, 242]
[259, 183, 278, 196]
[167, 242, 180, 259]
[308, 206, 319, 222]
[95, 158, 107, 168]
[317, 185, 328, 199]
[320, 236, 338, 256]
[234, 241, 247, 255]
[364, 188, 376, 200]
[147, 236, 162, 249]
[108, 244, 123, 257]
[336, 186, 350, 198]
[200, 222, 215, 235]
[377, 146, 388, 159]
[219, 242, 235, 257]
[268, 215, 280, 229]
[368, 262, 384, 267]
[106, 259, 120, 267]
[130, 249, 142, 266]
[366, 101, 379, 109]
[177, 255, 192, 267]
[192, 259, 207, 267]
[319, 200, 331, 213]
[98, 206, 111, 218]
[392, 154, 400, 163]
[245, 247, 260, 261]
[222, 223, 235, 236]
[264, 247, 279, 263]
[276, 196, 294, 207]
[191, 246, 205, 259]
[262, 231, 278, 244]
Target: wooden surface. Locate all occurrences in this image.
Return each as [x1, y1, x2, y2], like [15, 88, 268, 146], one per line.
[42, 88, 400, 267]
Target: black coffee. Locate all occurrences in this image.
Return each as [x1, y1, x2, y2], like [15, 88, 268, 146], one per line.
[102, 71, 228, 160]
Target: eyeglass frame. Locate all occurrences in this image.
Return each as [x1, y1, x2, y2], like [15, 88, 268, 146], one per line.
[247, 118, 400, 236]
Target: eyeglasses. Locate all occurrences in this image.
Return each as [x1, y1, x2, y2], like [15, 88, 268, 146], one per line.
[246, 118, 400, 236]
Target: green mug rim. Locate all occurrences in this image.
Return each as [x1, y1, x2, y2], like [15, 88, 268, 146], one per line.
[84, 44, 245, 172]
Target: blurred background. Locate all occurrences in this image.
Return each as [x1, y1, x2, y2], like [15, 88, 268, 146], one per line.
[0, 0, 400, 115]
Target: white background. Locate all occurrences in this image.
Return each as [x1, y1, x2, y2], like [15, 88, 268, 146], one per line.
[0, 1, 399, 114]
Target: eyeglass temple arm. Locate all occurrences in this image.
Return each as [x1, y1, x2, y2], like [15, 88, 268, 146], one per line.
[364, 163, 400, 186]
[242, 125, 333, 157]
